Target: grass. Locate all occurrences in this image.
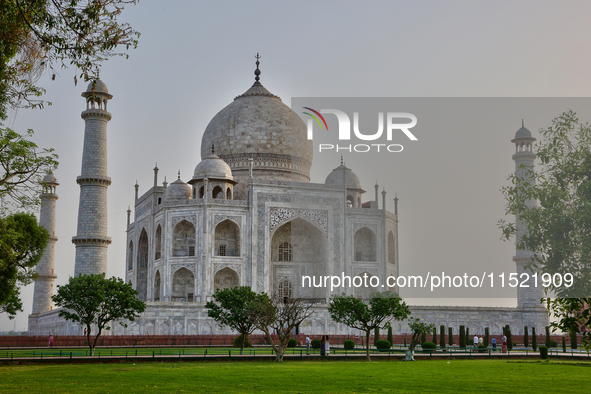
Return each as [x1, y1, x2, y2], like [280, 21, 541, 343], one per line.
[1, 359, 591, 393]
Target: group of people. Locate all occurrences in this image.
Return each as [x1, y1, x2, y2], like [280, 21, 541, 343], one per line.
[304, 335, 330, 356]
[472, 334, 508, 351]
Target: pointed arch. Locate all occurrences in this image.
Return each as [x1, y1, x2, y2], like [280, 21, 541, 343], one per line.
[354, 227, 376, 262]
[214, 267, 239, 292]
[172, 268, 194, 302]
[127, 241, 133, 271]
[215, 219, 240, 256]
[136, 229, 149, 301]
[212, 185, 223, 199]
[155, 225, 162, 260]
[154, 270, 161, 301]
[172, 220, 195, 257]
[388, 231, 395, 265]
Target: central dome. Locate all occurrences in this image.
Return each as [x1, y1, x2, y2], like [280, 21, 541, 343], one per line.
[200, 62, 312, 199]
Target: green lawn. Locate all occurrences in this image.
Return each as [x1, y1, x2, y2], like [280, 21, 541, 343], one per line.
[1, 360, 591, 393]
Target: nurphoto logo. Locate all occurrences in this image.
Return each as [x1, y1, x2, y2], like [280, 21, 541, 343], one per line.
[303, 107, 418, 153]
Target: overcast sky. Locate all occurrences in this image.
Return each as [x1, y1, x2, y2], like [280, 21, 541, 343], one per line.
[3, 0, 591, 331]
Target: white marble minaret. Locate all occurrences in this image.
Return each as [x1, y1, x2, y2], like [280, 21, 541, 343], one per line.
[31, 173, 59, 314]
[511, 121, 544, 307]
[72, 80, 112, 276]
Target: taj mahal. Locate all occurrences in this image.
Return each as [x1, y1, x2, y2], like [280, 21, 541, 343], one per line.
[28, 59, 549, 336]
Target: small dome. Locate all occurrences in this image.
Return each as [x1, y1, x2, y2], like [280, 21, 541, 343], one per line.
[325, 164, 363, 191]
[42, 173, 58, 185]
[192, 154, 233, 182]
[515, 125, 532, 139]
[166, 178, 192, 200]
[86, 79, 109, 94]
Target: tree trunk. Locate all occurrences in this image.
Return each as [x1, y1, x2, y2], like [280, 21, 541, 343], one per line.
[366, 331, 371, 361]
[240, 333, 245, 355]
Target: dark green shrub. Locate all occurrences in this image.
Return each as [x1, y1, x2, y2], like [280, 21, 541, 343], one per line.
[387, 325, 393, 346]
[375, 339, 391, 351]
[432, 327, 437, 345]
[562, 336, 567, 353]
[478, 344, 487, 353]
[374, 327, 380, 346]
[311, 339, 321, 349]
[287, 338, 297, 348]
[539, 345, 548, 359]
[484, 327, 489, 347]
[421, 332, 427, 345]
[459, 325, 466, 348]
[440, 326, 446, 349]
[545, 326, 551, 348]
[532, 327, 537, 351]
[549, 339, 558, 348]
[422, 341, 436, 350]
[233, 334, 252, 348]
[570, 330, 578, 350]
[466, 327, 470, 341]
[505, 325, 513, 351]
[448, 327, 453, 346]
[403, 335, 407, 347]
[344, 339, 355, 350]
[524, 326, 529, 348]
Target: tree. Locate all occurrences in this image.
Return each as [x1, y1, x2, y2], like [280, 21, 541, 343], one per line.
[328, 291, 410, 361]
[500, 111, 591, 349]
[248, 292, 314, 362]
[52, 273, 145, 355]
[0, 0, 140, 119]
[0, 212, 48, 318]
[205, 286, 258, 355]
[0, 128, 58, 210]
[406, 318, 435, 361]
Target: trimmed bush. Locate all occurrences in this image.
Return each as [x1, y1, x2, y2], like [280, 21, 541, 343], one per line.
[374, 327, 380, 346]
[570, 330, 578, 350]
[421, 332, 427, 345]
[539, 345, 548, 359]
[232, 334, 252, 348]
[403, 335, 407, 347]
[545, 326, 551, 348]
[344, 339, 355, 350]
[562, 336, 567, 353]
[422, 341, 436, 350]
[375, 339, 391, 351]
[466, 327, 470, 342]
[432, 327, 437, 345]
[484, 327, 489, 348]
[478, 344, 487, 353]
[524, 326, 529, 348]
[459, 325, 466, 348]
[505, 325, 513, 351]
[532, 327, 537, 351]
[440, 325, 446, 349]
[311, 339, 321, 349]
[387, 325, 393, 346]
[287, 338, 297, 348]
[448, 327, 453, 346]
[549, 339, 558, 348]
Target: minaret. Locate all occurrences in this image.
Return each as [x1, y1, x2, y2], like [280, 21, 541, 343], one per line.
[511, 121, 543, 307]
[31, 173, 59, 314]
[72, 79, 112, 276]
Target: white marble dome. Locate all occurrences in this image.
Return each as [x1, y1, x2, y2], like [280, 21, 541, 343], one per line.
[192, 154, 233, 181]
[42, 173, 58, 185]
[325, 164, 363, 191]
[85, 79, 109, 94]
[200, 80, 313, 183]
[515, 125, 532, 139]
[166, 178, 192, 200]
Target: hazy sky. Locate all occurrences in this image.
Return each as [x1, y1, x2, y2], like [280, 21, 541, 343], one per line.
[3, 0, 591, 331]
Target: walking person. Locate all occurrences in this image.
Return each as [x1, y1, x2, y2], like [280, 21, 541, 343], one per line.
[325, 336, 330, 356]
[473, 335, 479, 348]
[48, 334, 54, 348]
[491, 337, 497, 351]
[305, 335, 311, 355]
[320, 336, 326, 356]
